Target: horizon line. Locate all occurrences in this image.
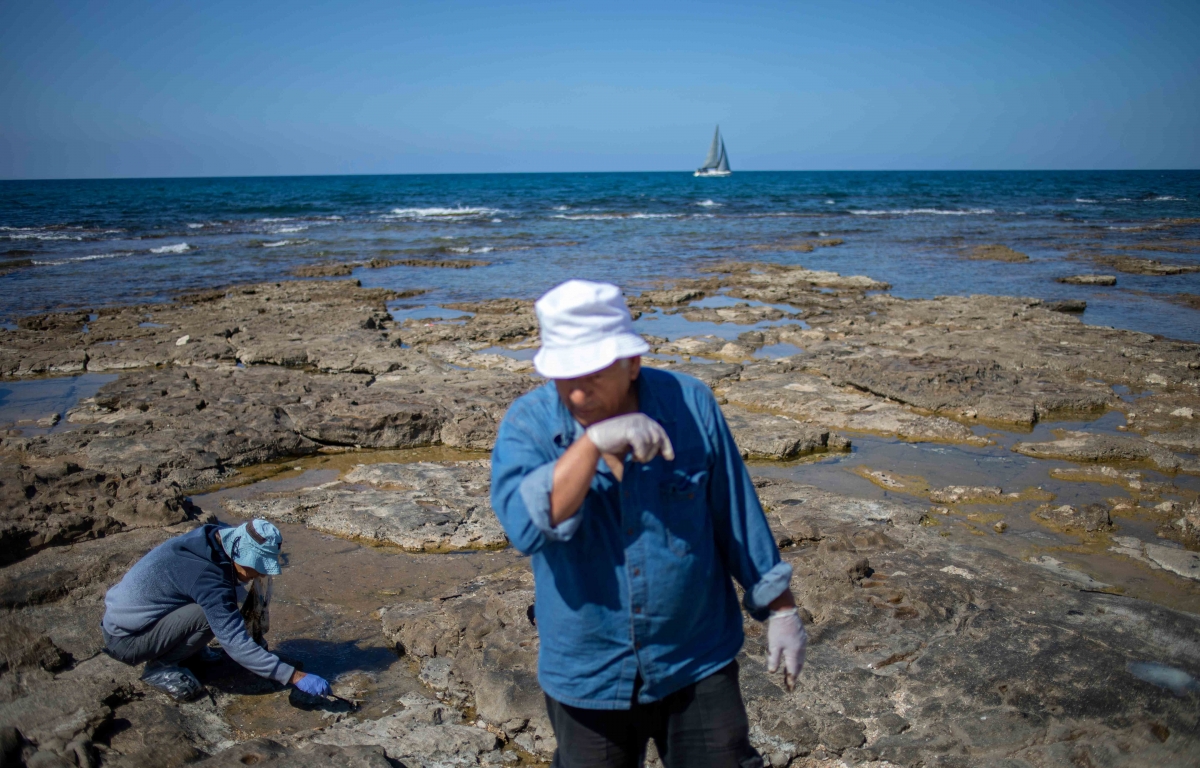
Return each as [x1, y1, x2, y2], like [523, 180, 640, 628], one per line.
[3, 168, 1199, 183]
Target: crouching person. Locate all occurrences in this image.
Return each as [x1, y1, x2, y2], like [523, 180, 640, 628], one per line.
[100, 519, 331, 701]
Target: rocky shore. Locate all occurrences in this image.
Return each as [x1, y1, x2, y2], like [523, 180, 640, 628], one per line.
[2, 261, 1199, 767]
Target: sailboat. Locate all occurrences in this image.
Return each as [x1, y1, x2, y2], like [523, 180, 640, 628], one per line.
[694, 125, 731, 177]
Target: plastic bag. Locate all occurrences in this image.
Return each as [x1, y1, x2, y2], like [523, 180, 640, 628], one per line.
[141, 663, 204, 701]
[240, 575, 273, 649]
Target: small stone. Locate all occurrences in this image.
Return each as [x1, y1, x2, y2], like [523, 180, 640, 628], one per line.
[36, 413, 61, 428]
[993, 521, 1008, 533]
[175, 335, 190, 346]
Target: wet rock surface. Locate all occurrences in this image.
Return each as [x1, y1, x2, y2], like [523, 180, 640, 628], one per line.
[1013, 430, 1200, 473]
[965, 244, 1030, 262]
[1058, 274, 1117, 286]
[3, 262, 1200, 766]
[224, 461, 506, 552]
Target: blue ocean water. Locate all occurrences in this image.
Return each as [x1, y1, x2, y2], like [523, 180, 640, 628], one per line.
[2, 171, 1198, 340]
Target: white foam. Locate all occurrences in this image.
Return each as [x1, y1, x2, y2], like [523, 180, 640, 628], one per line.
[553, 213, 681, 221]
[850, 208, 995, 216]
[1, 228, 83, 241]
[187, 223, 206, 229]
[384, 206, 501, 220]
[150, 243, 191, 254]
[447, 246, 495, 254]
[491, 218, 502, 223]
[696, 200, 721, 207]
[553, 205, 570, 211]
[271, 225, 308, 234]
[1151, 196, 1185, 201]
[825, 199, 836, 205]
[1075, 198, 1098, 203]
[447, 246, 471, 254]
[258, 217, 294, 223]
[32, 251, 132, 265]
[262, 240, 297, 248]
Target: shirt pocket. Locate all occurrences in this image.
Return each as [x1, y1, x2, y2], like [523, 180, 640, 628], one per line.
[658, 467, 710, 557]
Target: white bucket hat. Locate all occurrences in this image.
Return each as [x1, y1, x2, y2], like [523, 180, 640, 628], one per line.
[533, 280, 649, 379]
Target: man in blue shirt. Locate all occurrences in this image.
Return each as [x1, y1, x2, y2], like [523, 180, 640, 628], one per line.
[491, 280, 807, 768]
[102, 519, 332, 702]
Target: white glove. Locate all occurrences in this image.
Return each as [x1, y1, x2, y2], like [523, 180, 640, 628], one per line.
[585, 413, 675, 463]
[767, 607, 807, 691]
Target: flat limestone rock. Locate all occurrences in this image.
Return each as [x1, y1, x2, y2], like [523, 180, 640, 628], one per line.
[928, 485, 1004, 504]
[0, 459, 191, 568]
[1147, 425, 1200, 453]
[817, 354, 1111, 426]
[1058, 274, 1117, 286]
[1027, 555, 1114, 591]
[1033, 502, 1113, 533]
[965, 244, 1029, 262]
[194, 738, 394, 768]
[720, 404, 849, 460]
[707, 261, 891, 294]
[717, 367, 988, 445]
[1098, 255, 1200, 276]
[1013, 430, 1194, 474]
[310, 692, 503, 767]
[223, 461, 506, 552]
[1110, 536, 1200, 582]
[379, 566, 553, 758]
[0, 279, 407, 378]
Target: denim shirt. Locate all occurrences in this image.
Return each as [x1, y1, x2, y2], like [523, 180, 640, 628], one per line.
[490, 367, 792, 710]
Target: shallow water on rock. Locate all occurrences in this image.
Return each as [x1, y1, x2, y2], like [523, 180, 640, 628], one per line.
[189, 447, 518, 739]
[0, 372, 117, 434]
[754, 413, 1200, 614]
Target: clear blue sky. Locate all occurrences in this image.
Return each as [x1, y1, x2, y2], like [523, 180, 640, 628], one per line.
[2, 0, 1197, 178]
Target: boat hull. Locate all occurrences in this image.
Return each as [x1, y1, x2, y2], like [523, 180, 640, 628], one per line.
[694, 170, 732, 177]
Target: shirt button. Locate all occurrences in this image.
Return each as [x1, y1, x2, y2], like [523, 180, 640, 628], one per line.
[633, 605, 642, 614]
[632, 568, 640, 576]
[626, 528, 633, 536]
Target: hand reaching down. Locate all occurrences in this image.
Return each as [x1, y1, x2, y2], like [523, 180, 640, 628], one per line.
[767, 607, 807, 692]
[293, 671, 332, 697]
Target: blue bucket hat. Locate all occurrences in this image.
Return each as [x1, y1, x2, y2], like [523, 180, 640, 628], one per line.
[221, 519, 283, 576]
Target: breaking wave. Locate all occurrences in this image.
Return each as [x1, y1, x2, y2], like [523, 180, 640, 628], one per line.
[850, 208, 996, 216]
[553, 213, 682, 221]
[696, 200, 721, 207]
[150, 243, 192, 254]
[32, 251, 132, 265]
[383, 206, 501, 220]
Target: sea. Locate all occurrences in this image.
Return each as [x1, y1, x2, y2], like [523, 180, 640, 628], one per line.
[2, 171, 1198, 341]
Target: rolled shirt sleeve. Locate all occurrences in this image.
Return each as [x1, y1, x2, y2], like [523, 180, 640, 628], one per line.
[518, 461, 585, 542]
[491, 400, 586, 555]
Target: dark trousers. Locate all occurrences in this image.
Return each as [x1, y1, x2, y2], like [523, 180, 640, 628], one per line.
[103, 603, 214, 667]
[545, 661, 763, 768]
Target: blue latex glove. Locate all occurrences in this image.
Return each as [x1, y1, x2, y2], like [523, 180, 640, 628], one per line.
[294, 673, 331, 697]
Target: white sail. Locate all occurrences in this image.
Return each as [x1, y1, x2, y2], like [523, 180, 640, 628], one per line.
[716, 139, 730, 173]
[700, 126, 722, 170]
